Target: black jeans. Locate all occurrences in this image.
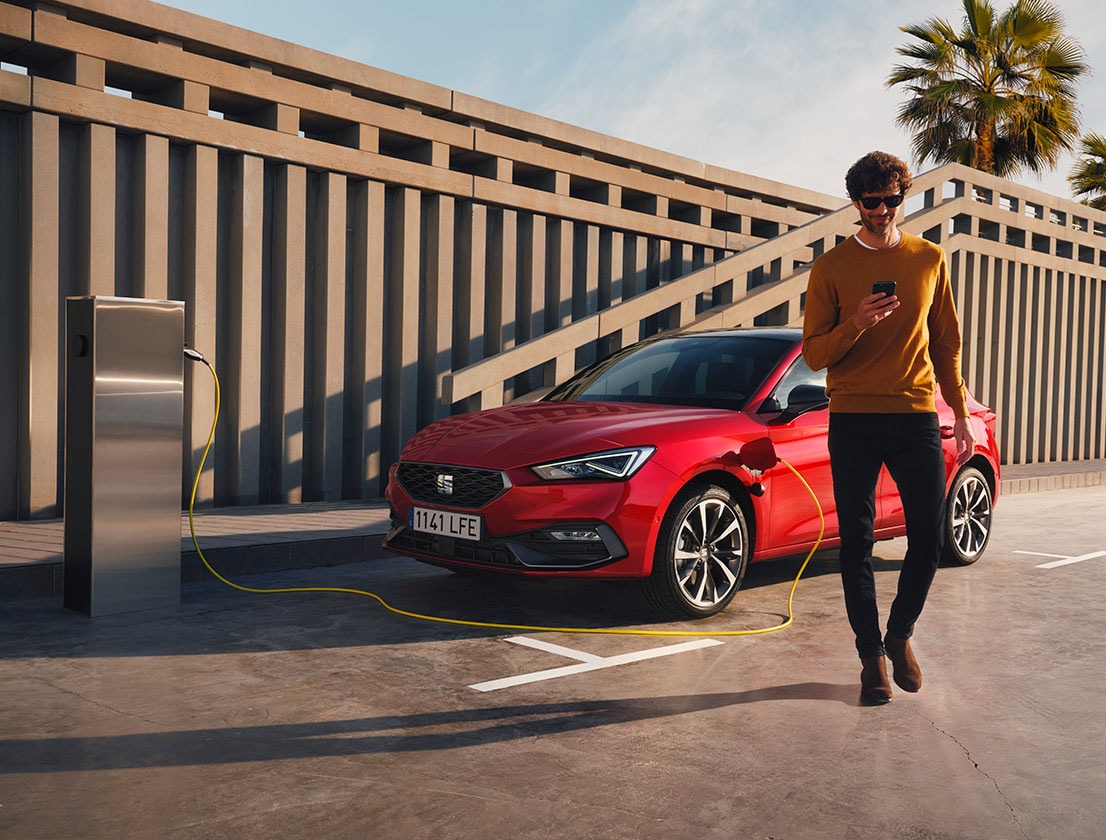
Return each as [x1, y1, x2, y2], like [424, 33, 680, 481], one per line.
[828, 413, 946, 659]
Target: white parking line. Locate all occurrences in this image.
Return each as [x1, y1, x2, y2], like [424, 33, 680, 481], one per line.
[503, 635, 607, 663]
[469, 636, 724, 693]
[1014, 549, 1106, 569]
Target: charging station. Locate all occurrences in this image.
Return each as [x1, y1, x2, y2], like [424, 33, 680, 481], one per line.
[63, 297, 187, 617]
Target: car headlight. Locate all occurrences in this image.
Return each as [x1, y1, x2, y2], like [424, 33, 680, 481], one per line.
[530, 447, 655, 481]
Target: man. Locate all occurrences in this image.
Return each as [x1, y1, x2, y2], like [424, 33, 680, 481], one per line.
[802, 151, 975, 705]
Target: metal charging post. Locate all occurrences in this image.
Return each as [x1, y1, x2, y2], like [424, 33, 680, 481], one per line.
[64, 297, 186, 617]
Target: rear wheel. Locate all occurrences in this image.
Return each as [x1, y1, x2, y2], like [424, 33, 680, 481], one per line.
[641, 484, 749, 618]
[941, 466, 993, 566]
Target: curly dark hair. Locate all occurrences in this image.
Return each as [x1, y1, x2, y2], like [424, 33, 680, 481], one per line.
[845, 151, 913, 200]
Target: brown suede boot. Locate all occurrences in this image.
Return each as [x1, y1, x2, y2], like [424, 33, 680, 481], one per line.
[884, 633, 922, 692]
[860, 656, 893, 705]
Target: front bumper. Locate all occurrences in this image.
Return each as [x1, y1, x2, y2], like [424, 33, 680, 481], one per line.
[384, 519, 627, 571]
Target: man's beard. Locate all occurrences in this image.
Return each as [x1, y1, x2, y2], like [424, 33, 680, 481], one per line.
[861, 212, 895, 235]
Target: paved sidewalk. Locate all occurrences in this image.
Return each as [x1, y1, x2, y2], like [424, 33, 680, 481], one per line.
[998, 457, 1106, 494]
[0, 501, 392, 601]
[2, 459, 1103, 602]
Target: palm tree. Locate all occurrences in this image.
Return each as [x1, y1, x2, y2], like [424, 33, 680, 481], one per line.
[887, 0, 1089, 179]
[1067, 134, 1106, 210]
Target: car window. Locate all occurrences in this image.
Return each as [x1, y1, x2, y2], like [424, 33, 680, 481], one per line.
[546, 334, 794, 410]
[760, 355, 827, 413]
[582, 348, 681, 399]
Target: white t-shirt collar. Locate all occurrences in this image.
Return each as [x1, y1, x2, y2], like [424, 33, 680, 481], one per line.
[854, 230, 902, 250]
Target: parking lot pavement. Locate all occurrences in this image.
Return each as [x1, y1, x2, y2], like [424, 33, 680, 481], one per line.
[2, 485, 1105, 840]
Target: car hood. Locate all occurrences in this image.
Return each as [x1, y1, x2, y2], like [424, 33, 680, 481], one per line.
[400, 401, 747, 470]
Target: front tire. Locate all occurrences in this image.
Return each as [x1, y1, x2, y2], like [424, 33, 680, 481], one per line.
[941, 466, 993, 566]
[641, 484, 749, 618]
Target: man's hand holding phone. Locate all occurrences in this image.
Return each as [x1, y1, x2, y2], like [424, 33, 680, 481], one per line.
[852, 281, 899, 330]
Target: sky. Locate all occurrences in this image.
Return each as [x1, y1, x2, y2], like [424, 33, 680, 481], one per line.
[161, 0, 1106, 202]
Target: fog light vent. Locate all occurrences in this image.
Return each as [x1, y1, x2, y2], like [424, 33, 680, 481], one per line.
[548, 529, 603, 542]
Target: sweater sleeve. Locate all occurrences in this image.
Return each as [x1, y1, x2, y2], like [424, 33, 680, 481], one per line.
[801, 259, 863, 371]
[927, 257, 970, 418]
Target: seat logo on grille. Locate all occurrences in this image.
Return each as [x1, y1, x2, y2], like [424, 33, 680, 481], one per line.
[436, 474, 454, 495]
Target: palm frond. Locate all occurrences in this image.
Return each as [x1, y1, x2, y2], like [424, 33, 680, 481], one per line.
[887, 0, 1089, 177]
[1067, 133, 1106, 206]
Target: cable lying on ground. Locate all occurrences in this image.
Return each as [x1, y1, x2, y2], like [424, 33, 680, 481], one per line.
[186, 350, 823, 637]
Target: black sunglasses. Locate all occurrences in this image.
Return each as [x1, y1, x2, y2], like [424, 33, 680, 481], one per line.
[858, 193, 905, 210]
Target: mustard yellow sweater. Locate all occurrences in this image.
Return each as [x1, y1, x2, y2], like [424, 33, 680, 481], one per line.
[802, 231, 969, 418]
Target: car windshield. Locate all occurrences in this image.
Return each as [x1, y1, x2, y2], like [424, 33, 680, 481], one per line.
[545, 334, 795, 410]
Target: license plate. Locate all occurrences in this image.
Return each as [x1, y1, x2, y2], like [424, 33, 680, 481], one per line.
[409, 507, 483, 541]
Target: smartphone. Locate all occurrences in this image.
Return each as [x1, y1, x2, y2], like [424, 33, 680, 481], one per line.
[872, 281, 897, 298]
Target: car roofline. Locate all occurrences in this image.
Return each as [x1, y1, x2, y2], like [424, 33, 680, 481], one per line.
[654, 325, 803, 343]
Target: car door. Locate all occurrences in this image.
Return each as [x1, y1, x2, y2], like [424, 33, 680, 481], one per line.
[758, 357, 838, 551]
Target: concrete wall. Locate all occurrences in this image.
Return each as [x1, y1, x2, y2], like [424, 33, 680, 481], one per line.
[0, 0, 1103, 521]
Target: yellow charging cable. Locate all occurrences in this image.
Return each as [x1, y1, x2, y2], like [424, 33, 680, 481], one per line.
[187, 355, 823, 637]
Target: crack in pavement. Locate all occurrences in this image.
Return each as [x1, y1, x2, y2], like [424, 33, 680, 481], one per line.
[39, 677, 169, 730]
[928, 718, 1029, 840]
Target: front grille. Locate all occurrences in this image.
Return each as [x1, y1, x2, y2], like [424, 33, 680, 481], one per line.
[395, 462, 508, 509]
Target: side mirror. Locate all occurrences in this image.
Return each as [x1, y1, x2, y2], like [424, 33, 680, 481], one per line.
[772, 383, 828, 424]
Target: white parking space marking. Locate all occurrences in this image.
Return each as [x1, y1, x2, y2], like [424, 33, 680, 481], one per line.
[469, 636, 724, 693]
[504, 635, 607, 663]
[1014, 549, 1106, 569]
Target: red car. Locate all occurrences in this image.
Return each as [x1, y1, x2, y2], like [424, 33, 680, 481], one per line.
[384, 328, 1000, 618]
